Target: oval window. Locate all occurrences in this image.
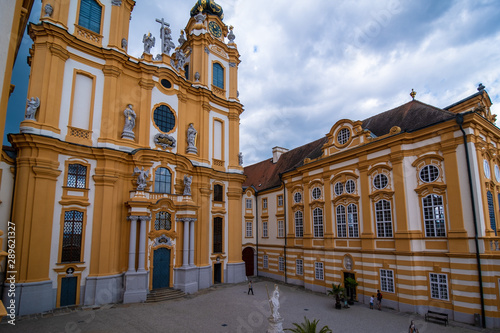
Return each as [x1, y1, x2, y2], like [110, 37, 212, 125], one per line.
[153, 105, 176, 133]
[161, 79, 172, 89]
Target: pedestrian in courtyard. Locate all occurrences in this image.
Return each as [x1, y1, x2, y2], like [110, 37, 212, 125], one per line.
[376, 290, 383, 310]
[370, 295, 374, 309]
[248, 280, 254, 295]
[408, 320, 419, 333]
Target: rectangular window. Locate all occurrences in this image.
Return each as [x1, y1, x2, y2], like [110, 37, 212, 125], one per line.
[213, 63, 224, 89]
[262, 221, 268, 238]
[246, 199, 252, 209]
[277, 195, 283, 207]
[263, 255, 268, 269]
[430, 273, 449, 300]
[278, 257, 284, 272]
[67, 164, 87, 189]
[214, 184, 223, 202]
[296, 259, 303, 275]
[380, 269, 395, 293]
[246, 221, 252, 238]
[313, 208, 324, 238]
[375, 200, 393, 237]
[61, 210, 84, 262]
[278, 220, 284, 238]
[315, 262, 324, 280]
[213, 217, 223, 253]
[263, 198, 268, 209]
[423, 194, 446, 237]
[336, 205, 347, 237]
[295, 211, 303, 237]
[78, 0, 102, 34]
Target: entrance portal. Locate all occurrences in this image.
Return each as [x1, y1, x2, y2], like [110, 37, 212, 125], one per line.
[242, 247, 254, 276]
[60, 276, 77, 307]
[344, 272, 356, 302]
[153, 248, 171, 289]
[214, 263, 221, 284]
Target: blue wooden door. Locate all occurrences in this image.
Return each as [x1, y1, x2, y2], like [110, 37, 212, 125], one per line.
[153, 248, 170, 289]
[60, 276, 77, 307]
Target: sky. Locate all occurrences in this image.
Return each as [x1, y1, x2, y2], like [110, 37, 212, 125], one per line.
[7, 0, 500, 166]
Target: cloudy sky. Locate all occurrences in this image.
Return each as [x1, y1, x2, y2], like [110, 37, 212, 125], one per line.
[7, 0, 500, 166]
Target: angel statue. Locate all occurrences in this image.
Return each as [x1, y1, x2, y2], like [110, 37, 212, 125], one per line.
[142, 32, 155, 54]
[25, 97, 40, 120]
[133, 167, 149, 191]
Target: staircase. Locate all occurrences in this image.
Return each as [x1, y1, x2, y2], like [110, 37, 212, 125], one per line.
[146, 288, 186, 303]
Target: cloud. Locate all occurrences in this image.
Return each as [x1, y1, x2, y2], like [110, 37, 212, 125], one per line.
[127, 0, 500, 165]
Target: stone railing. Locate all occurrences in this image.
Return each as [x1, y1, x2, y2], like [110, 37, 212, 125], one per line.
[211, 85, 226, 98]
[75, 25, 102, 46]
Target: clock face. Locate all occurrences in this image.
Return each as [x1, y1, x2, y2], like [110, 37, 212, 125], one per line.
[208, 21, 222, 38]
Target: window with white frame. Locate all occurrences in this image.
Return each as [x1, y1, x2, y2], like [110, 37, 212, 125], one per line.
[337, 128, 350, 145]
[430, 273, 449, 300]
[278, 257, 284, 271]
[423, 194, 446, 237]
[315, 262, 324, 280]
[334, 182, 344, 196]
[277, 195, 283, 206]
[263, 198, 268, 209]
[263, 255, 268, 269]
[262, 221, 268, 238]
[347, 203, 359, 238]
[312, 187, 322, 200]
[295, 211, 303, 237]
[246, 221, 252, 237]
[336, 205, 347, 237]
[380, 269, 395, 293]
[345, 179, 356, 194]
[419, 165, 440, 183]
[294, 192, 302, 203]
[296, 259, 303, 275]
[373, 174, 388, 190]
[484, 159, 491, 179]
[487, 191, 497, 235]
[246, 199, 252, 209]
[278, 220, 284, 238]
[313, 207, 324, 237]
[67, 164, 87, 189]
[375, 199, 393, 237]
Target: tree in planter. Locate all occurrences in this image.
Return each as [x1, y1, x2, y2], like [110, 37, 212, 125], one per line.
[327, 283, 344, 309]
[285, 316, 332, 333]
[344, 277, 358, 304]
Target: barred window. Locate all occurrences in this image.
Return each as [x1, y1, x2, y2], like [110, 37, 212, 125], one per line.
[61, 210, 84, 262]
[315, 262, 324, 280]
[295, 211, 303, 237]
[278, 257, 284, 272]
[430, 273, 448, 300]
[423, 194, 446, 237]
[296, 259, 303, 275]
[67, 164, 87, 189]
[154, 167, 171, 193]
[155, 211, 171, 231]
[375, 200, 393, 237]
[313, 207, 324, 238]
[380, 269, 394, 293]
[263, 255, 269, 269]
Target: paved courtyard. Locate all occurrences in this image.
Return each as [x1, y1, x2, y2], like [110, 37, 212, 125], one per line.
[1, 278, 498, 333]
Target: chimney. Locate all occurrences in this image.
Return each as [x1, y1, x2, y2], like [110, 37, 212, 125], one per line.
[272, 146, 289, 163]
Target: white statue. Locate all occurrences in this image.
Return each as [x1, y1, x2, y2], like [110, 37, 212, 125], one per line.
[186, 123, 197, 154]
[269, 284, 281, 321]
[142, 32, 155, 54]
[121, 104, 136, 140]
[133, 167, 149, 191]
[183, 175, 192, 196]
[25, 97, 40, 120]
[156, 18, 175, 55]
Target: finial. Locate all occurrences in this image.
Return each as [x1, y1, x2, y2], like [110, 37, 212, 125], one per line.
[229, 25, 234, 31]
[410, 89, 416, 100]
[478, 83, 485, 92]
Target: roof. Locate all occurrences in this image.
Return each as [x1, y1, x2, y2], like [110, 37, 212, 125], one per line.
[243, 137, 328, 191]
[361, 100, 455, 137]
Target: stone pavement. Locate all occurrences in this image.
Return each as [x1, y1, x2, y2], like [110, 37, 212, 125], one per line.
[1, 278, 498, 333]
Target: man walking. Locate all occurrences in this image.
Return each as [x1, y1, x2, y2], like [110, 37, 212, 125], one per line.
[376, 290, 383, 310]
[248, 280, 254, 295]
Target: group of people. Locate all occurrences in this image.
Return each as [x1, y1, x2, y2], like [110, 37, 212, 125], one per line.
[369, 290, 383, 310]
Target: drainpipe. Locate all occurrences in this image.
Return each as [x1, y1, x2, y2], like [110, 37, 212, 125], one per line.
[254, 189, 259, 277]
[456, 113, 486, 328]
[280, 175, 288, 284]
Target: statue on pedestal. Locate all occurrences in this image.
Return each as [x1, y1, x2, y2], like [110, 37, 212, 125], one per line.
[25, 97, 40, 120]
[186, 123, 198, 154]
[266, 284, 284, 333]
[142, 32, 155, 54]
[183, 175, 193, 196]
[121, 104, 136, 140]
[133, 167, 149, 191]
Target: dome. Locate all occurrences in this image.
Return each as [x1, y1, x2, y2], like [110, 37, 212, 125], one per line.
[190, 0, 224, 20]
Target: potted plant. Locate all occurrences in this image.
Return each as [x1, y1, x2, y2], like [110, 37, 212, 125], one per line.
[344, 277, 358, 305]
[327, 283, 344, 309]
[286, 316, 332, 333]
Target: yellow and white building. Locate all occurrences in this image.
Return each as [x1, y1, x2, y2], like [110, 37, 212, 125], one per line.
[242, 87, 500, 328]
[1, 0, 245, 315]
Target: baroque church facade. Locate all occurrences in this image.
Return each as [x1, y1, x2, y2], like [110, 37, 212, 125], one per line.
[1, 0, 246, 315]
[242, 87, 500, 328]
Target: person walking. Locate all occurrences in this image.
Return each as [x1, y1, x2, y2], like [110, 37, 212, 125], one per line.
[408, 320, 419, 333]
[370, 295, 374, 309]
[376, 290, 383, 310]
[248, 280, 254, 295]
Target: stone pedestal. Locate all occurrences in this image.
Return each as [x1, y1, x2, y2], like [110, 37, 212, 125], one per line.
[123, 271, 148, 303]
[121, 129, 135, 140]
[267, 316, 284, 333]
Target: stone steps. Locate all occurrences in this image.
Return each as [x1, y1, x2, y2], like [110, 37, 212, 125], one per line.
[146, 288, 186, 303]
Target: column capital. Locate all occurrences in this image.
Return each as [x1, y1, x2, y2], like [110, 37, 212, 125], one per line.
[176, 217, 197, 223]
[128, 215, 139, 222]
[138, 215, 151, 222]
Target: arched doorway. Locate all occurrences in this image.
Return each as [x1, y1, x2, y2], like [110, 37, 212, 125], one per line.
[153, 247, 171, 289]
[242, 247, 254, 276]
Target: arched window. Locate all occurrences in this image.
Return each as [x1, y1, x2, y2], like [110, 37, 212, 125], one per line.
[213, 63, 224, 89]
[487, 191, 496, 235]
[61, 210, 84, 262]
[78, 0, 102, 34]
[155, 211, 171, 231]
[375, 200, 393, 237]
[295, 211, 303, 237]
[422, 194, 445, 237]
[313, 208, 323, 238]
[154, 167, 171, 193]
[336, 205, 346, 237]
